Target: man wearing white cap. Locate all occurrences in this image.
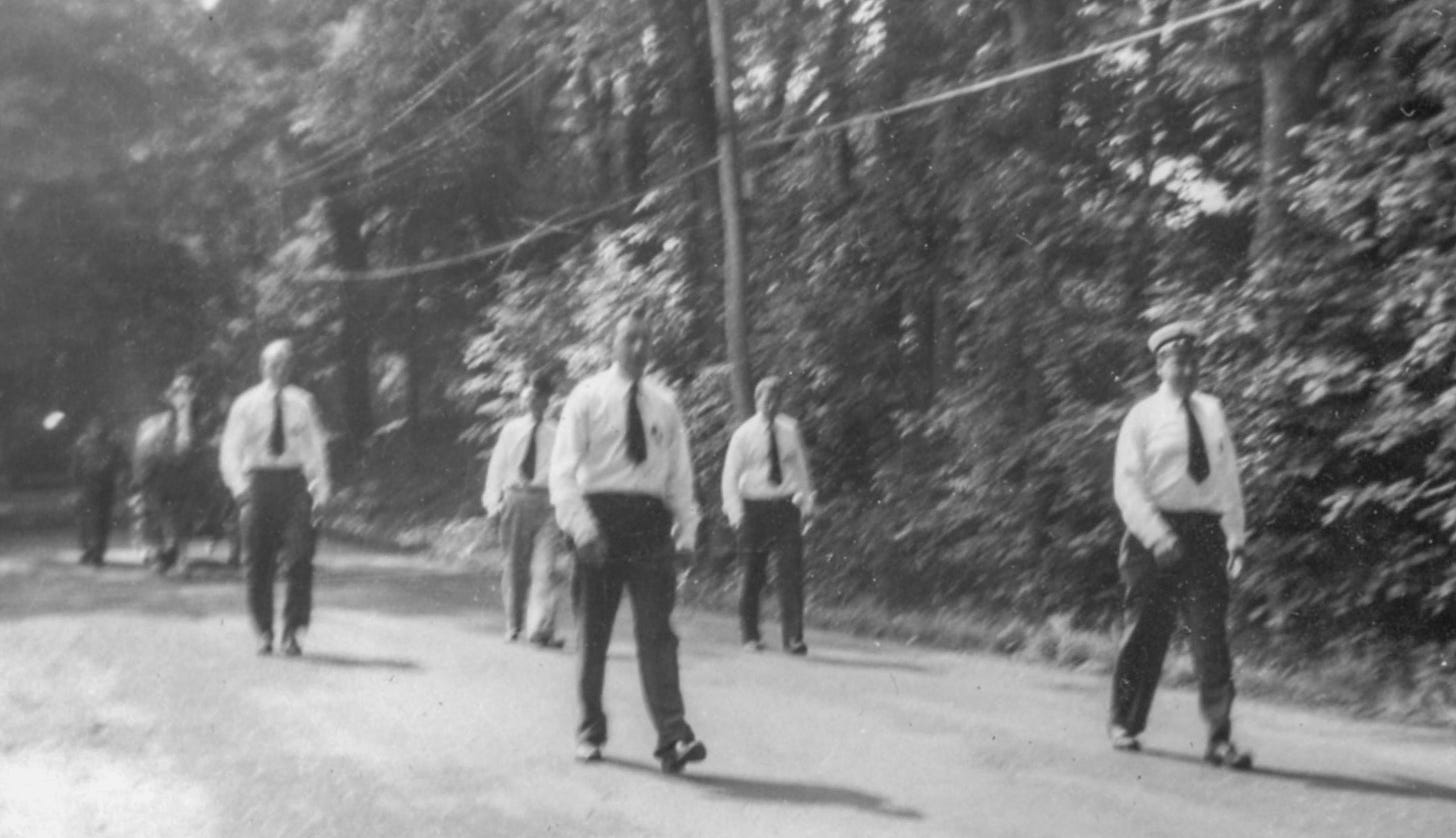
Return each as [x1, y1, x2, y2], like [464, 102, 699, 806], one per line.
[1108, 321, 1253, 769]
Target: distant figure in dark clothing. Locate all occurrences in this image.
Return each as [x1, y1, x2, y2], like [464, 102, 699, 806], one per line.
[133, 372, 209, 574]
[71, 416, 128, 567]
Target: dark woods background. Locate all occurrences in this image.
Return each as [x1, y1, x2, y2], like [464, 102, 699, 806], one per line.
[4, 0, 1456, 668]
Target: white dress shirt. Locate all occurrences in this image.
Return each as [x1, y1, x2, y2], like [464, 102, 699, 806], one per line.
[219, 382, 332, 504]
[549, 365, 700, 551]
[1113, 384, 1246, 553]
[482, 413, 557, 517]
[721, 412, 816, 526]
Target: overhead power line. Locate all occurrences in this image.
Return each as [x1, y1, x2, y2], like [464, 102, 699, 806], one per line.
[746, 0, 1267, 153]
[299, 158, 722, 283]
[278, 33, 497, 189]
[301, 0, 1266, 284]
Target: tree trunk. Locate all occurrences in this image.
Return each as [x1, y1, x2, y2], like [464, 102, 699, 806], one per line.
[706, 0, 754, 420]
[1251, 17, 1325, 274]
[323, 194, 374, 454]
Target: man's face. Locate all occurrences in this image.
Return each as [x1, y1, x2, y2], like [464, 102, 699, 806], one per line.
[755, 383, 781, 418]
[1155, 343, 1200, 395]
[612, 316, 652, 378]
[168, 376, 196, 410]
[262, 347, 293, 386]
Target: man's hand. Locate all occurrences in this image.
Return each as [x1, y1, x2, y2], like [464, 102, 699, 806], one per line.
[575, 537, 607, 566]
[1227, 546, 1247, 580]
[1151, 537, 1186, 570]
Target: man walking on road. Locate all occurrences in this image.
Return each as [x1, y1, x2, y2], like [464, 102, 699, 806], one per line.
[721, 376, 816, 655]
[483, 371, 569, 649]
[220, 339, 331, 657]
[549, 305, 708, 774]
[1109, 321, 1253, 769]
[132, 372, 207, 574]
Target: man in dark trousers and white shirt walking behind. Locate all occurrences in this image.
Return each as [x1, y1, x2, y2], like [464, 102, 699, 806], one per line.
[549, 305, 708, 774]
[721, 375, 816, 655]
[1109, 321, 1252, 769]
[220, 339, 331, 657]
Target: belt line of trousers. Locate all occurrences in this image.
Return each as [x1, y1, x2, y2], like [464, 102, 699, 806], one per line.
[738, 498, 805, 647]
[575, 493, 694, 757]
[1110, 511, 1235, 743]
[497, 489, 568, 639]
[240, 470, 316, 636]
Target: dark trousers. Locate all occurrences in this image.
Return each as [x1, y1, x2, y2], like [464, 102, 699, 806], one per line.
[1110, 512, 1234, 743]
[240, 470, 316, 638]
[575, 493, 694, 756]
[76, 479, 115, 564]
[738, 499, 805, 647]
[138, 471, 200, 569]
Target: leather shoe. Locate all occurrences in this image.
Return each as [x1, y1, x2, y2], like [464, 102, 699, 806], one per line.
[1204, 740, 1253, 770]
[659, 739, 707, 774]
[575, 743, 603, 763]
[1109, 725, 1140, 752]
[785, 640, 809, 656]
[256, 633, 274, 656]
[280, 632, 302, 657]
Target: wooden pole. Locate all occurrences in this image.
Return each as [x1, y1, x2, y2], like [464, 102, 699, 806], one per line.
[705, 0, 754, 420]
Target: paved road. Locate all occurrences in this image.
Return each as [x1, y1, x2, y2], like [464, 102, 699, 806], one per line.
[1, 528, 1453, 837]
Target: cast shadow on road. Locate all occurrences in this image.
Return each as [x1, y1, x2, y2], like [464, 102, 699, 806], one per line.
[601, 757, 923, 820]
[284, 652, 421, 671]
[1140, 747, 1456, 804]
[797, 652, 931, 674]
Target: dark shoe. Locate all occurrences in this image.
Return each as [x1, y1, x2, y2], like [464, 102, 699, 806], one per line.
[505, 629, 521, 643]
[1109, 725, 1141, 752]
[575, 743, 603, 763]
[281, 632, 302, 657]
[785, 640, 809, 656]
[529, 634, 566, 649]
[1204, 740, 1253, 770]
[256, 633, 274, 656]
[659, 739, 707, 774]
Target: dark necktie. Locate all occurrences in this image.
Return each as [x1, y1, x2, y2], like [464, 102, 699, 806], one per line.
[269, 390, 286, 456]
[626, 380, 647, 465]
[1184, 398, 1209, 483]
[767, 419, 783, 485]
[520, 419, 540, 481]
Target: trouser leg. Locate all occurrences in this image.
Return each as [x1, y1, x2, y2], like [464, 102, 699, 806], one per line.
[139, 487, 165, 562]
[575, 560, 624, 746]
[94, 484, 114, 559]
[498, 494, 538, 636]
[773, 509, 806, 647]
[279, 476, 316, 634]
[77, 483, 111, 563]
[526, 521, 567, 640]
[1177, 521, 1235, 744]
[737, 520, 768, 643]
[240, 487, 278, 636]
[1110, 532, 1178, 737]
[626, 558, 694, 755]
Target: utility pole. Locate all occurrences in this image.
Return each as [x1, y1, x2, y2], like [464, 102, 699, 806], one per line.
[705, 0, 754, 420]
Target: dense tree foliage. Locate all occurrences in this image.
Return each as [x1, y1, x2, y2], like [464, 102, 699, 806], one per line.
[8, 0, 1456, 653]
